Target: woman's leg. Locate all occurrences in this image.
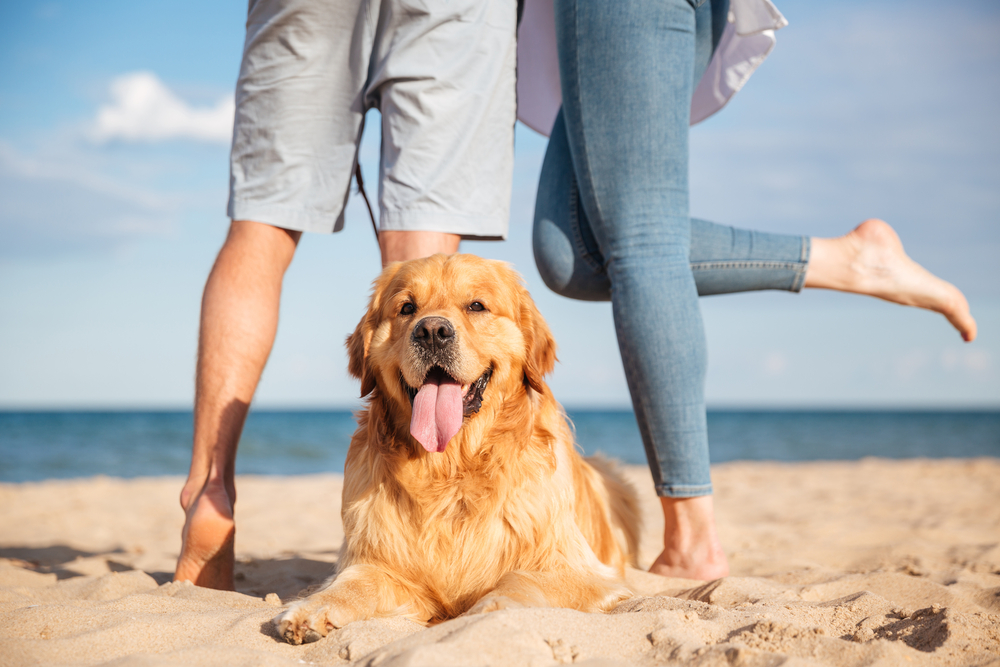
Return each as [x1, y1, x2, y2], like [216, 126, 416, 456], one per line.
[539, 0, 976, 581]
[549, 0, 729, 579]
[535, 0, 975, 345]
[536, 112, 810, 302]
[553, 0, 708, 496]
[535, 136, 976, 340]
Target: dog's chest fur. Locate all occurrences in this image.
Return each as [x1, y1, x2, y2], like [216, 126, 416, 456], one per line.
[340, 411, 574, 607]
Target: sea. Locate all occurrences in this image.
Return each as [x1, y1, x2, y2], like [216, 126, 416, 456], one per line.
[1, 409, 998, 483]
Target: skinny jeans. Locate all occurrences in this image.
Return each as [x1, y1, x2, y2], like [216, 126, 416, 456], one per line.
[533, 0, 809, 496]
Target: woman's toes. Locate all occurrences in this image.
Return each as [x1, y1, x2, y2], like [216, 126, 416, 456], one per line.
[849, 220, 976, 341]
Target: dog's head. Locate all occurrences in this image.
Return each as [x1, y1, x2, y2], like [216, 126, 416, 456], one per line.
[347, 254, 557, 454]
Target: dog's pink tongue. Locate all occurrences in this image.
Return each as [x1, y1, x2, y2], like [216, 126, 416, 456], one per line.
[410, 370, 463, 453]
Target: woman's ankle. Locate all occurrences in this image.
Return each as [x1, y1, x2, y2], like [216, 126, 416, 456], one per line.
[650, 495, 729, 580]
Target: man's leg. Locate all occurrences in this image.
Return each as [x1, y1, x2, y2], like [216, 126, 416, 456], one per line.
[176, 224, 458, 590]
[175, 220, 300, 589]
[380, 231, 460, 265]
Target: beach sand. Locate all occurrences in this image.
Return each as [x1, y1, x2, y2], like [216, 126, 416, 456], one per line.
[1, 458, 998, 666]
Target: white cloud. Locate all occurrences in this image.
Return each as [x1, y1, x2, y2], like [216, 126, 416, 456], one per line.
[0, 143, 175, 256]
[0, 142, 166, 210]
[762, 351, 788, 376]
[941, 348, 993, 375]
[92, 72, 234, 143]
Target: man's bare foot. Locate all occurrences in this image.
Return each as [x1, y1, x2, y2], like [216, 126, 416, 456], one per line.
[649, 496, 729, 581]
[174, 476, 236, 590]
[806, 219, 977, 342]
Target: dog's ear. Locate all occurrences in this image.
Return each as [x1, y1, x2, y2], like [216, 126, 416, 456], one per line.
[520, 287, 558, 394]
[346, 316, 377, 398]
[346, 264, 403, 398]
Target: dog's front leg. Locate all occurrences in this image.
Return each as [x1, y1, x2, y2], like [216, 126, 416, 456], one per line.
[274, 564, 418, 644]
[466, 569, 632, 616]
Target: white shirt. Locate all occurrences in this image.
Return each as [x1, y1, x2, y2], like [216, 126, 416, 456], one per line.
[515, 0, 788, 135]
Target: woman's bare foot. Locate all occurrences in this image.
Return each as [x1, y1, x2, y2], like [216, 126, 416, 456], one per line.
[174, 476, 236, 590]
[806, 219, 977, 342]
[649, 496, 729, 581]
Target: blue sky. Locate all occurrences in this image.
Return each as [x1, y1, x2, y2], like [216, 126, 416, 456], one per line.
[1, 0, 997, 409]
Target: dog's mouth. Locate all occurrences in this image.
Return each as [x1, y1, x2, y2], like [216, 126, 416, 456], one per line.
[403, 366, 492, 454]
[402, 366, 492, 416]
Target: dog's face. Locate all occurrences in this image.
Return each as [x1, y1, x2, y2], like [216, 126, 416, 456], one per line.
[347, 254, 556, 453]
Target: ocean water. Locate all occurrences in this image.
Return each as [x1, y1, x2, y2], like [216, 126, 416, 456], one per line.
[0, 409, 997, 483]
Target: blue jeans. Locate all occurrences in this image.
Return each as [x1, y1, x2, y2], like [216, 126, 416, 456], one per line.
[533, 0, 809, 497]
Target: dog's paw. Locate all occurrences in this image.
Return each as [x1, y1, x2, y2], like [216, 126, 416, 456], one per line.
[597, 584, 633, 612]
[464, 594, 526, 616]
[273, 600, 354, 645]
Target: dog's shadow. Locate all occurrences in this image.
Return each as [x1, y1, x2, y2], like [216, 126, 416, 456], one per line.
[234, 554, 339, 602]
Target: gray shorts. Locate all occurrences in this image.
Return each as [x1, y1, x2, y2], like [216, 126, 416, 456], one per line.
[228, 0, 517, 240]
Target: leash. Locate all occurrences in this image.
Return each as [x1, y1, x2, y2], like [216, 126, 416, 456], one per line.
[354, 163, 379, 243]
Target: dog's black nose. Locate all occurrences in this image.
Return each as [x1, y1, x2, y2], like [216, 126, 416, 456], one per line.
[412, 316, 456, 352]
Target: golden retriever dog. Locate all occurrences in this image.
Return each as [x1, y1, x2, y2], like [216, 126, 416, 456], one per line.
[275, 254, 640, 644]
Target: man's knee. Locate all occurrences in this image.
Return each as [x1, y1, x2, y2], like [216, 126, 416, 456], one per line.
[228, 219, 301, 248]
[221, 220, 301, 272]
[379, 231, 460, 266]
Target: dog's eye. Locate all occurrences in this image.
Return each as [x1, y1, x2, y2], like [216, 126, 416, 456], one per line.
[468, 301, 485, 312]
[400, 302, 416, 316]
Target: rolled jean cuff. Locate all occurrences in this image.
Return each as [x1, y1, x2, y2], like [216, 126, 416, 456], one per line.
[655, 482, 714, 498]
[792, 235, 810, 292]
[690, 234, 811, 295]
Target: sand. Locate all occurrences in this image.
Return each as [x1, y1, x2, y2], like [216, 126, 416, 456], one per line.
[1, 458, 998, 666]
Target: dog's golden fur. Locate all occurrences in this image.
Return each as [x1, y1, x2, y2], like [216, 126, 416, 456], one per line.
[275, 254, 640, 644]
